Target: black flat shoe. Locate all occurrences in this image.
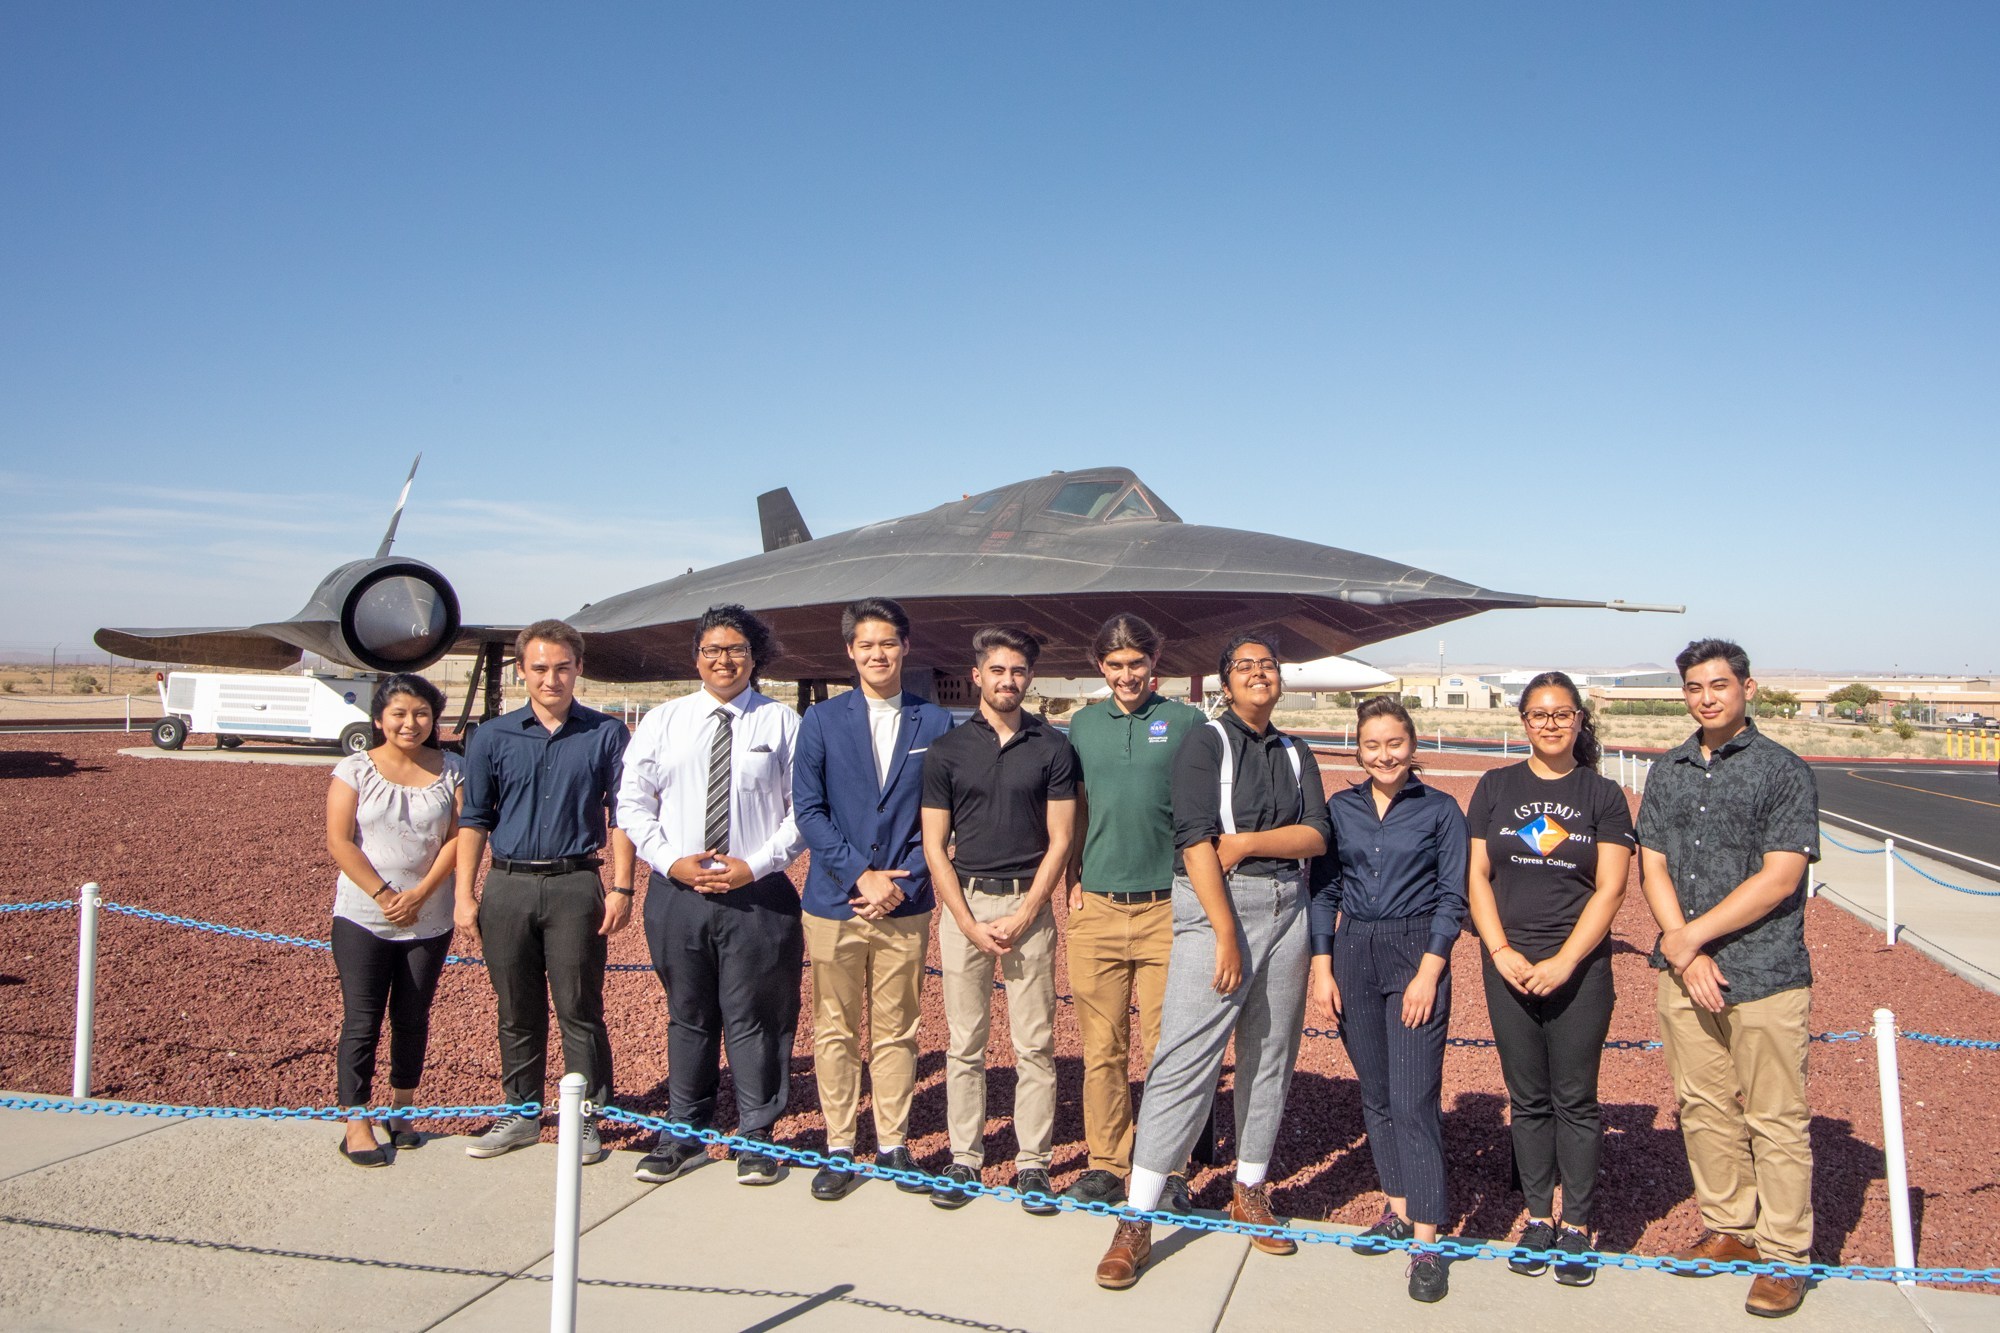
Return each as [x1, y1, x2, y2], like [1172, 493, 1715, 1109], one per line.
[385, 1117, 423, 1150]
[338, 1138, 389, 1168]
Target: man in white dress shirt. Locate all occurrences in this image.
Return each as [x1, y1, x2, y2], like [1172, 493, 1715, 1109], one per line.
[618, 604, 807, 1185]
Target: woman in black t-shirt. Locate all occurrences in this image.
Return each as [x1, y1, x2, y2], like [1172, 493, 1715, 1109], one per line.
[1466, 672, 1633, 1288]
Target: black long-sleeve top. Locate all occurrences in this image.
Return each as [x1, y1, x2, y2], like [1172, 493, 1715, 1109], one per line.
[1310, 777, 1468, 959]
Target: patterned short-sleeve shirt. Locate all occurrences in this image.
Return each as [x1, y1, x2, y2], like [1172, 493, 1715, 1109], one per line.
[1636, 720, 1820, 1003]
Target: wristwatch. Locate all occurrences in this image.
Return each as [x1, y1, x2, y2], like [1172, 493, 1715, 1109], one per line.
[608, 885, 634, 896]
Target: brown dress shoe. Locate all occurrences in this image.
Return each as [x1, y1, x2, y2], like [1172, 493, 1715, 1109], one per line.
[1670, 1229, 1760, 1272]
[1230, 1181, 1298, 1256]
[1745, 1273, 1806, 1317]
[1096, 1219, 1152, 1290]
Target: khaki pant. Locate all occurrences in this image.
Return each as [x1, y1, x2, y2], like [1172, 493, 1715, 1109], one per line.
[939, 889, 1057, 1168]
[1656, 972, 1815, 1264]
[802, 910, 930, 1151]
[1066, 892, 1173, 1175]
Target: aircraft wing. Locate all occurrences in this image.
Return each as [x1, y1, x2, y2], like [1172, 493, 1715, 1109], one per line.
[95, 622, 522, 673]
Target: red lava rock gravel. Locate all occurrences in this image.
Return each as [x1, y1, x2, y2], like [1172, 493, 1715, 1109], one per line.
[3, 733, 1998, 1279]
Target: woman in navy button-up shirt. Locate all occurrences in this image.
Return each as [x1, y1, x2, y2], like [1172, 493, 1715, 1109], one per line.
[1310, 696, 1466, 1303]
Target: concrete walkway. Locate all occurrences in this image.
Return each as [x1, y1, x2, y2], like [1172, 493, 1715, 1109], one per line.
[2, 1100, 1993, 1332]
[1814, 822, 2000, 994]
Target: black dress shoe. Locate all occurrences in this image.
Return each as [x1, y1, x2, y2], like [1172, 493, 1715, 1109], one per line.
[1016, 1168, 1060, 1216]
[338, 1137, 388, 1168]
[878, 1146, 931, 1195]
[385, 1116, 423, 1150]
[931, 1163, 978, 1210]
[812, 1160, 862, 1201]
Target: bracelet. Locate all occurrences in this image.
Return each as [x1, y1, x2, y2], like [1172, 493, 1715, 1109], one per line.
[608, 885, 634, 896]
[372, 884, 396, 900]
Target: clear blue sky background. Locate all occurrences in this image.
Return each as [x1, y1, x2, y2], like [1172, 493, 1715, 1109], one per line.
[4, 3, 1995, 675]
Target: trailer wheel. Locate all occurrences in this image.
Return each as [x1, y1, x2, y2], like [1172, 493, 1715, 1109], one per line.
[219, 735, 244, 750]
[338, 723, 374, 756]
[152, 717, 188, 751]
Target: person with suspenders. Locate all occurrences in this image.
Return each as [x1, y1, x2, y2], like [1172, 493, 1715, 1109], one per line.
[1095, 632, 1331, 1290]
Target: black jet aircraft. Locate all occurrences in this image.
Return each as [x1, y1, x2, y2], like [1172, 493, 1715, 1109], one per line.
[568, 467, 1679, 703]
[97, 463, 1678, 717]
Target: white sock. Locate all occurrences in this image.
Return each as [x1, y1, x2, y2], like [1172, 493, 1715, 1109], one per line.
[1128, 1167, 1170, 1213]
[1236, 1161, 1268, 1187]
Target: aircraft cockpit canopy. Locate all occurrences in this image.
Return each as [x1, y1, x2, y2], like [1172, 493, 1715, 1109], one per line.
[959, 472, 1179, 527]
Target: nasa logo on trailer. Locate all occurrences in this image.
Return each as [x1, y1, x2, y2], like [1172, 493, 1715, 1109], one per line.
[344, 692, 357, 705]
[1148, 719, 1170, 743]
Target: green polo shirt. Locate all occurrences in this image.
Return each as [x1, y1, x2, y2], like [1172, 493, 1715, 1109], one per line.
[1068, 692, 1205, 894]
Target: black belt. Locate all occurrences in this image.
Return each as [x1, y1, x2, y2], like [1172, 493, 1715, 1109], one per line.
[1103, 888, 1173, 905]
[962, 875, 1034, 894]
[492, 855, 601, 876]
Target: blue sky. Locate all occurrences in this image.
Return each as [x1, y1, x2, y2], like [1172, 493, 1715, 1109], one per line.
[3, 3, 1995, 675]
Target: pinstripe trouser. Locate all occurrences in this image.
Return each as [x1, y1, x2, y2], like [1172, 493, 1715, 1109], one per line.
[1336, 913, 1452, 1225]
[1130, 868, 1309, 1177]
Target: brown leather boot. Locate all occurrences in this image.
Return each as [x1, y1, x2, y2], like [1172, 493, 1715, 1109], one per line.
[1669, 1229, 1759, 1274]
[1230, 1181, 1297, 1256]
[1745, 1273, 1806, 1318]
[1096, 1219, 1152, 1290]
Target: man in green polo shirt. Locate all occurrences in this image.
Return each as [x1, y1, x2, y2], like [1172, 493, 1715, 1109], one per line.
[1062, 613, 1205, 1206]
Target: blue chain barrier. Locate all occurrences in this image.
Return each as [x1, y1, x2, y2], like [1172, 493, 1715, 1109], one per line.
[9, 903, 1997, 1052]
[1822, 829, 1885, 855]
[0, 1094, 537, 1122]
[594, 1104, 2000, 1286]
[1822, 827, 2000, 898]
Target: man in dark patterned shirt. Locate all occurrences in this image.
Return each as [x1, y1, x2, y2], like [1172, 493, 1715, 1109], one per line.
[1637, 638, 1820, 1320]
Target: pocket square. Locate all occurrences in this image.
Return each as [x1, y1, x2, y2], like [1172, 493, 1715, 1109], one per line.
[909, 746, 927, 755]
[749, 743, 774, 753]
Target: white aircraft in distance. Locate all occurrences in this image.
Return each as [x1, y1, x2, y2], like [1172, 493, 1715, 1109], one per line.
[1037, 653, 1397, 706]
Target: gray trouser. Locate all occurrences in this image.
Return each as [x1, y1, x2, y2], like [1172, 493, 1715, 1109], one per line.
[1131, 868, 1310, 1176]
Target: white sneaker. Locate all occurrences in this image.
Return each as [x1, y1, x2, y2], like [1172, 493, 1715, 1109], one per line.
[465, 1114, 542, 1158]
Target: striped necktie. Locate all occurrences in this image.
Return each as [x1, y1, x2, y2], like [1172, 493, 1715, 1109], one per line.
[704, 707, 733, 855]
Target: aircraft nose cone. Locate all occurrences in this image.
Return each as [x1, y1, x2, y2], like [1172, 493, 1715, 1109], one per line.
[349, 574, 451, 666]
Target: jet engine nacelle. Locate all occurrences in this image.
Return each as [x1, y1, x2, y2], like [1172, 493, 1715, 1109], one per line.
[292, 556, 463, 673]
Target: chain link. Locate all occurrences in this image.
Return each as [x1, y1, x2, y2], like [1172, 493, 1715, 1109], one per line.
[0, 1094, 537, 1121]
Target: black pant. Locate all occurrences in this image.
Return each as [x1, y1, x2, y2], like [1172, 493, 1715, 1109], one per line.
[331, 916, 451, 1106]
[644, 870, 803, 1140]
[479, 868, 614, 1107]
[1335, 915, 1452, 1226]
[1482, 947, 1615, 1227]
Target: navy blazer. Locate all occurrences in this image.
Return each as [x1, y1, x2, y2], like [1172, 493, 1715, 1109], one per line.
[792, 688, 956, 920]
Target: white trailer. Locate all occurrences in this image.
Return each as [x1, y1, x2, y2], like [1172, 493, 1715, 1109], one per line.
[151, 671, 377, 754]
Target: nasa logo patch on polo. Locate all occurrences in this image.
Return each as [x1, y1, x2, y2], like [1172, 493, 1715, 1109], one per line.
[1148, 719, 1171, 743]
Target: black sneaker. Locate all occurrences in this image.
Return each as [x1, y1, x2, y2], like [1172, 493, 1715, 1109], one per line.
[878, 1146, 930, 1195]
[736, 1150, 783, 1185]
[1063, 1169, 1127, 1207]
[1016, 1167, 1059, 1216]
[1354, 1207, 1415, 1255]
[1510, 1220, 1557, 1276]
[633, 1136, 704, 1183]
[811, 1157, 861, 1201]
[1554, 1225, 1597, 1287]
[1161, 1172, 1193, 1215]
[1407, 1250, 1449, 1303]
[931, 1163, 978, 1210]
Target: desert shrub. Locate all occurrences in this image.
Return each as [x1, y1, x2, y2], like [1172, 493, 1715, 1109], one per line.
[1893, 719, 1917, 741]
[1400, 695, 1424, 710]
[68, 672, 100, 694]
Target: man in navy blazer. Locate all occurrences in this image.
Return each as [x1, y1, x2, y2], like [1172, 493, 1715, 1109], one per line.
[792, 597, 956, 1201]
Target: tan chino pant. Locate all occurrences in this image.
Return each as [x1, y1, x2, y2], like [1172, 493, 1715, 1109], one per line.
[1065, 891, 1173, 1175]
[802, 910, 930, 1151]
[938, 889, 1057, 1169]
[1656, 971, 1815, 1264]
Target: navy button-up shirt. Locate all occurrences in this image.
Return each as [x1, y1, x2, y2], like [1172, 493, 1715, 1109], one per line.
[460, 702, 626, 861]
[1312, 777, 1468, 959]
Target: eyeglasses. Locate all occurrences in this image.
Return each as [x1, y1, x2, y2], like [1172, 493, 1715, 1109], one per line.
[698, 644, 753, 662]
[1524, 708, 1580, 728]
[1229, 657, 1279, 676]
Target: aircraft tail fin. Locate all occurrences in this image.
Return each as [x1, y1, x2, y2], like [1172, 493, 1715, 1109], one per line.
[757, 487, 812, 551]
[375, 453, 423, 558]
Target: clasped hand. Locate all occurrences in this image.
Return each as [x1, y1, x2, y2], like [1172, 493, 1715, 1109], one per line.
[670, 851, 754, 894]
[850, 868, 909, 921]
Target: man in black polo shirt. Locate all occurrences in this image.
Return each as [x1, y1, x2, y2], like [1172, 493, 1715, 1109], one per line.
[454, 619, 634, 1164]
[921, 625, 1077, 1212]
[1638, 638, 1820, 1319]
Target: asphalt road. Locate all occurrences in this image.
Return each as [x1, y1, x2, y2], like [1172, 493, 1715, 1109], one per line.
[1813, 762, 2000, 874]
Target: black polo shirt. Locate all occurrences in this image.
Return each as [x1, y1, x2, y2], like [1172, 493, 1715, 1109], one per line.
[460, 702, 626, 861]
[921, 709, 1078, 878]
[1636, 720, 1820, 1004]
[1172, 710, 1333, 878]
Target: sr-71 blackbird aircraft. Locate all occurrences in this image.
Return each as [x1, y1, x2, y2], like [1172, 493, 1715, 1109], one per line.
[97, 462, 1680, 719]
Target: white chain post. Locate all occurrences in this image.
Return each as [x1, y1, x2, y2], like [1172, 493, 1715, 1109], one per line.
[1872, 1009, 1917, 1288]
[550, 1071, 586, 1332]
[1884, 838, 1897, 946]
[71, 882, 101, 1099]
